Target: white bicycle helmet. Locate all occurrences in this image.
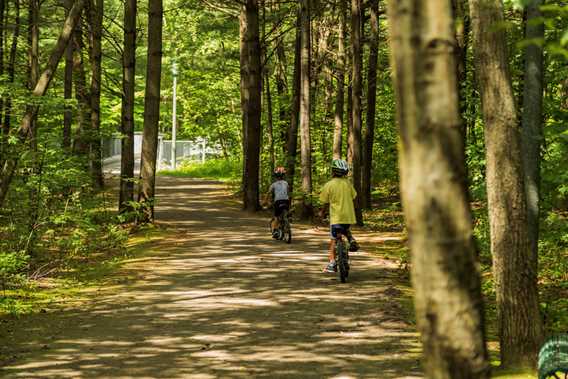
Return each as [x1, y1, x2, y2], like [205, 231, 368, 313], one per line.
[331, 159, 349, 176]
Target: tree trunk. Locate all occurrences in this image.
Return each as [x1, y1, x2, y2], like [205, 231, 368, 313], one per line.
[2, 0, 20, 146]
[469, 0, 543, 368]
[362, 0, 379, 209]
[240, 0, 262, 212]
[346, 76, 353, 163]
[274, 16, 289, 154]
[119, 0, 137, 214]
[387, 1, 491, 377]
[137, 0, 163, 223]
[350, 0, 363, 225]
[265, 70, 275, 174]
[88, 0, 103, 189]
[0, 0, 86, 208]
[452, 0, 470, 139]
[286, 12, 301, 197]
[63, 0, 73, 150]
[521, 0, 544, 280]
[27, 0, 39, 151]
[333, 0, 347, 160]
[71, 12, 91, 156]
[299, 0, 312, 217]
[0, 0, 5, 133]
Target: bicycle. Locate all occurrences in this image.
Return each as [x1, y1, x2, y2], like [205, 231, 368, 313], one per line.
[270, 209, 292, 244]
[335, 228, 350, 283]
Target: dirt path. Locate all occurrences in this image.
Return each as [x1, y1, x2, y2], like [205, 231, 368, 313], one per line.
[1, 177, 422, 378]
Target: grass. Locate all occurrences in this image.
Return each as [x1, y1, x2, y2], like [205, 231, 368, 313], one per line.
[0, 226, 167, 317]
[159, 158, 240, 182]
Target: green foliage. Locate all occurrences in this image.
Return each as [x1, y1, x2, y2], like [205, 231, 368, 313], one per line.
[0, 251, 29, 293]
[160, 158, 241, 181]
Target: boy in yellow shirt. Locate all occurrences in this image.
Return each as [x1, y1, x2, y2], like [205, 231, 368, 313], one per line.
[319, 159, 359, 273]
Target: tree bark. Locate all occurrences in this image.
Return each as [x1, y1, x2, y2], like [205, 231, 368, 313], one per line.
[63, 0, 73, 150]
[452, 0, 470, 139]
[119, 0, 137, 214]
[299, 0, 312, 216]
[521, 0, 545, 281]
[89, 0, 103, 189]
[286, 12, 301, 197]
[71, 12, 91, 156]
[2, 0, 20, 146]
[137, 0, 163, 223]
[27, 0, 39, 151]
[240, 0, 262, 212]
[469, 0, 543, 368]
[350, 0, 363, 225]
[387, 1, 491, 377]
[274, 15, 289, 154]
[0, 0, 86, 208]
[0, 0, 5, 133]
[362, 0, 379, 209]
[333, 0, 347, 160]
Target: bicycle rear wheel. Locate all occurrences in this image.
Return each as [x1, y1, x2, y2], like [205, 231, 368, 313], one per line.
[337, 241, 349, 283]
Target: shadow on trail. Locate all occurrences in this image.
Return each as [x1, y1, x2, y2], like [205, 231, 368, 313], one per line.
[1, 177, 421, 378]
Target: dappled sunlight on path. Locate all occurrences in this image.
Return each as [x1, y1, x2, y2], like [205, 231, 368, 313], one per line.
[1, 177, 422, 378]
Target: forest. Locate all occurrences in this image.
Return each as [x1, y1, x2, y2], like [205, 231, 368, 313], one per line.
[0, 0, 567, 377]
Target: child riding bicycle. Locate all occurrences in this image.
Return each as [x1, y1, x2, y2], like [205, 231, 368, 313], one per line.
[319, 159, 359, 273]
[268, 166, 290, 239]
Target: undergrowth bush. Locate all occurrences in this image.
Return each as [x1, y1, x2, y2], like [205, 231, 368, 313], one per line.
[0, 147, 129, 315]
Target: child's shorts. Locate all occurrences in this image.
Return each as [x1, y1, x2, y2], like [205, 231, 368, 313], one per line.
[274, 200, 289, 217]
[330, 224, 351, 239]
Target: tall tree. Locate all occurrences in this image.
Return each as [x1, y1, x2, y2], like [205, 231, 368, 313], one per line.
[387, 0, 491, 377]
[286, 11, 301, 196]
[0, 0, 86, 208]
[299, 0, 313, 217]
[362, 0, 379, 209]
[521, 0, 545, 278]
[240, 0, 262, 211]
[2, 0, 20, 145]
[137, 0, 163, 223]
[63, 0, 74, 150]
[119, 0, 137, 213]
[71, 11, 91, 156]
[350, 0, 363, 225]
[88, 0, 103, 188]
[333, 0, 346, 160]
[469, 0, 544, 367]
[452, 0, 470, 138]
[0, 0, 5, 132]
[27, 0, 39, 151]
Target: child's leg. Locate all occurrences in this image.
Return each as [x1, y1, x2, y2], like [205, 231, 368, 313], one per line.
[328, 239, 336, 262]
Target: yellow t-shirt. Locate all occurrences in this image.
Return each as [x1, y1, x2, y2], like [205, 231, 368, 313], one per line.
[319, 178, 357, 225]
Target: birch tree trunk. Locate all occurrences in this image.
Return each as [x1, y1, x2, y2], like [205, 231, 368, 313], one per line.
[138, 0, 163, 223]
[469, 0, 543, 368]
[387, 0, 491, 376]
